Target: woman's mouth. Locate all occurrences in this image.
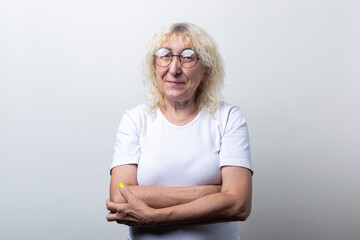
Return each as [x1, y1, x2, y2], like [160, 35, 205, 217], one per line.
[166, 81, 185, 86]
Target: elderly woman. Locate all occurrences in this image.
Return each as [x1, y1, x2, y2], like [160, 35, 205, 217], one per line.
[106, 23, 253, 240]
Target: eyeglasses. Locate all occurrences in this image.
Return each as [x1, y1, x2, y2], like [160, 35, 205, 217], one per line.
[153, 48, 199, 68]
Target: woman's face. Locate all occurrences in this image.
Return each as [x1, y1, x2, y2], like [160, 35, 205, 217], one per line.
[155, 35, 208, 105]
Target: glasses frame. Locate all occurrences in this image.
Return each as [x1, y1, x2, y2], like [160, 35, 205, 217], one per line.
[153, 48, 200, 69]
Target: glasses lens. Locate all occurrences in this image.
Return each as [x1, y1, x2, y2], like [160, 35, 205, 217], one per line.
[154, 48, 171, 67]
[180, 49, 198, 68]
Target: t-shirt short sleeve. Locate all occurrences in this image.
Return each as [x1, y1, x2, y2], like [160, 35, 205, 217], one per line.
[219, 105, 252, 172]
[110, 109, 141, 171]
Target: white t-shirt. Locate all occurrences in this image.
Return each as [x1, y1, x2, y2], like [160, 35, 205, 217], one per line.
[111, 101, 252, 240]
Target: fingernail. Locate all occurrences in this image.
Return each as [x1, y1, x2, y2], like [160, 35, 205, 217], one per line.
[119, 183, 125, 189]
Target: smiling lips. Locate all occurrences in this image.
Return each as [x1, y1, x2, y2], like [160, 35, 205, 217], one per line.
[166, 80, 185, 86]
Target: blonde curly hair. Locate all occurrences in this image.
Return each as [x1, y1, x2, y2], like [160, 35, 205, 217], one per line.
[142, 23, 225, 114]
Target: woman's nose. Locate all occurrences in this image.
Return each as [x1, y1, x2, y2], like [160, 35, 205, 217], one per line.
[168, 56, 182, 75]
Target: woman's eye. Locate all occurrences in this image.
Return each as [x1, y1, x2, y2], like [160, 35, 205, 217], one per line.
[181, 50, 196, 61]
[156, 48, 171, 58]
[181, 55, 194, 61]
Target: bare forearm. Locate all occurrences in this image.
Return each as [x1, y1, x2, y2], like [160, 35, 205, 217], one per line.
[147, 167, 253, 226]
[131, 185, 221, 208]
[112, 184, 221, 208]
[150, 191, 251, 226]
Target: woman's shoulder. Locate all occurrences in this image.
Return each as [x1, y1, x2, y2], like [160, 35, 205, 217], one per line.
[213, 101, 248, 137]
[215, 101, 244, 118]
[121, 103, 154, 124]
[124, 103, 154, 116]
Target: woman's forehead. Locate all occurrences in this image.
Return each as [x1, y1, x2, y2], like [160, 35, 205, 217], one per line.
[161, 34, 193, 50]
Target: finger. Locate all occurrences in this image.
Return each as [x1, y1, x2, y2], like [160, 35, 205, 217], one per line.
[119, 185, 139, 204]
[106, 199, 119, 212]
[106, 212, 117, 222]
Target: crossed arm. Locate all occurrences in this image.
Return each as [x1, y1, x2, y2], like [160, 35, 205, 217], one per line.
[106, 164, 252, 227]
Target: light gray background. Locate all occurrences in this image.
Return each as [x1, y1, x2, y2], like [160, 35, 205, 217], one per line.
[1, 0, 359, 239]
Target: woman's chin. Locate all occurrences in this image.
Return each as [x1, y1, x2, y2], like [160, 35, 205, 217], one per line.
[163, 93, 193, 104]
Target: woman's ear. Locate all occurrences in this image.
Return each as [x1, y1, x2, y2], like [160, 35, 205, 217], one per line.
[202, 68, 210, 83]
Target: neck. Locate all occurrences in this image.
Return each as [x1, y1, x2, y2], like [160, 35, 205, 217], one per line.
[161, 99, 199, 126]
[164, 98, 197, 112]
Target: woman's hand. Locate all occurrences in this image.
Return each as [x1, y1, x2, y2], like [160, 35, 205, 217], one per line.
[106, 185, 156, 226]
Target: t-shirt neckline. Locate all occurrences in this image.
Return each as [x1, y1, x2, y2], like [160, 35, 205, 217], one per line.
[157, 108, 202, 128]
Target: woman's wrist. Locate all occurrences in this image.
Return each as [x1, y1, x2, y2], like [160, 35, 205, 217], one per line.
[147, 207, 172, 227]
